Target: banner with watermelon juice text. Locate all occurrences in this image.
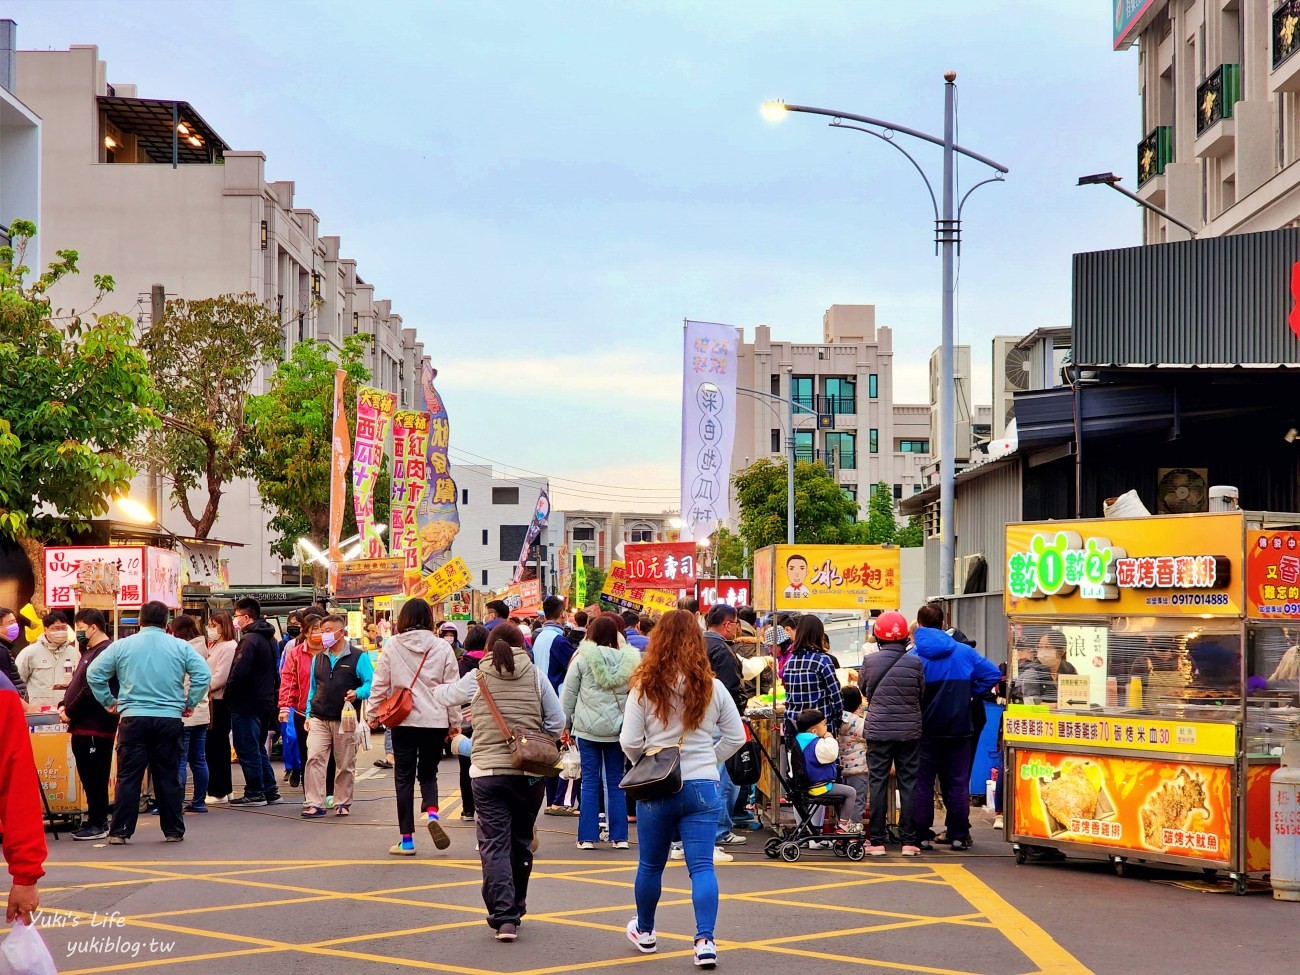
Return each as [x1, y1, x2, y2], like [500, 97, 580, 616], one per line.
[353, 386, 397, 559]
[391, 410, 432, 590]
[328, 369, 351, 562]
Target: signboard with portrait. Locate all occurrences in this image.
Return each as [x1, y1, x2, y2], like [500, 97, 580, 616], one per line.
[756, 544, 901, 612]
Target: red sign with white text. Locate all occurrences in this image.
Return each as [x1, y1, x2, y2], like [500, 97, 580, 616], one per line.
[624, 542, 698, 587]
[1246, 529, 1300, 619]
[699, 579, 751, 612]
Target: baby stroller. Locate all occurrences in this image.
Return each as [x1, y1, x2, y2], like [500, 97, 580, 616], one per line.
[755, 727, 866, 862]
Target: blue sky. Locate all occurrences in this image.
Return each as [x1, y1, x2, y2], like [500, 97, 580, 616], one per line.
[11, 0, 1140, 511]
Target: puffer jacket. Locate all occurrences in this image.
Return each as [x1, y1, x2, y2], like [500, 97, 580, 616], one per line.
[912, 627, 1000, 738]
[857, 641, 926, 741]
[560, 640, 640, 742]
[370, 629, 460, 728]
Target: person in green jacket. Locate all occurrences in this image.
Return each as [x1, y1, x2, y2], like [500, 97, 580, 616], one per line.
[560, 612, 640, 850]
[87, 601, 210, 844]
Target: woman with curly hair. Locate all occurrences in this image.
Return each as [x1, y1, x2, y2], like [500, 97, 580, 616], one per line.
[619, 610, 745, 970]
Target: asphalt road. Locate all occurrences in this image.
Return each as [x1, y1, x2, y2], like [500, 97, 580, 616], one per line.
[21, 765, 1299, 975]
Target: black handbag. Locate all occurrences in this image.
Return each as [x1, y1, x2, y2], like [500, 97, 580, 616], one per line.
[619, 734, 685, 801]
[725, 722, 761, 786]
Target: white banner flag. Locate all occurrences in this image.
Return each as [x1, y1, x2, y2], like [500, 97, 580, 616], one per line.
[680, 321, 738, 542]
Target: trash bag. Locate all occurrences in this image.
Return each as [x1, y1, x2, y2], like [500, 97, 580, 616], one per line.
[281, 709, 301, 773]
[0, 921, 58, 975]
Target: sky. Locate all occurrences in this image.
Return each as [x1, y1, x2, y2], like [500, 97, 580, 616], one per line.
[10, 0, 1141, 513]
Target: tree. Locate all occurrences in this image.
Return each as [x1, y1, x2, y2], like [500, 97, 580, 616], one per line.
[245, 336, 390, 583]
[572, 563, 607, 608]
[858, 481, 898, 545]
[896, 515, 924, 548]
[137, 293, 285, 537]
[705, 526, 746, 578]
[0, 222, 161, 610]
[733, 458, 859, 554]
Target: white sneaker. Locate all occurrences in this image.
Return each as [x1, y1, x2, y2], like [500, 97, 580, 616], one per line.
[669, 845, 685, 860]
[576, 841, 596, 850]
[713, 847, 733, 863]
[626, 918, 657, 954]
[612, 840, 629, 849]
[205, 795, 230, 805]
[992, 814, 1004, 830]
[804, 839, 830, 850]
[694, 938, 718, 969]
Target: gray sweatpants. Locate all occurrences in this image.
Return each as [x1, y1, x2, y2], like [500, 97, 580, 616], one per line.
[843, 771, 868, 825]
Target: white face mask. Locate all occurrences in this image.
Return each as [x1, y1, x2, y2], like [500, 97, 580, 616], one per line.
[46, 628, 69, 646]
[1037, 647, 1060, 667]
[206, 627, 220, 641]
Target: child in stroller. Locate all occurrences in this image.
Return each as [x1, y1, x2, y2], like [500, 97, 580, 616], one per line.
[761, 708, 866, 862]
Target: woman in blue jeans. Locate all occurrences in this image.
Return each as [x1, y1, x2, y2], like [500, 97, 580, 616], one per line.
[171, 615, 211, 813]
[620, 610, 745, 970]
[560, 611, 640, 849]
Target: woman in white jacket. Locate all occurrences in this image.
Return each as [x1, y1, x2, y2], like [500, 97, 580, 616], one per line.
[171, 615, 212, 813]
[369, 597, 460, 856]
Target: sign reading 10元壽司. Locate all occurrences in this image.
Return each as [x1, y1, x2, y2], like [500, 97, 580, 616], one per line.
[1003, 514, 1242, 617]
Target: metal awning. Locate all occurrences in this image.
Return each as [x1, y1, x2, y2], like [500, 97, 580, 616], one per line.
[98, 96, 229, 164]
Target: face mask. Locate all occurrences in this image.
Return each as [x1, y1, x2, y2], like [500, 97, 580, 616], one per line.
[287, 626, 301, 638]
[306, 632, 324, 651]
[233, 619, 243, 633]
[76, 630, 89, 649]
[1037, 647, 1060, 667]
[206, 627, 220, 641]
[3, 622, 18, 642]
[47, 629, 69, 646]
[321, 631, 338, 649]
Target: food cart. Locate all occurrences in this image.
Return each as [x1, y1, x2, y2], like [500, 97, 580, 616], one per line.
[751, 543, 901, 827]
[1001, 511, 1300, 893]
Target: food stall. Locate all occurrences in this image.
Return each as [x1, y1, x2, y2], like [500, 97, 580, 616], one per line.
[1001, 511, 1300, 893]
[751, 543, 901, 827]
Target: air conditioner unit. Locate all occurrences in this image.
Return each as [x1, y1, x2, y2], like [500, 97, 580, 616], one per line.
[929, 345, 971, 464]
[992, 335, 1028, 440]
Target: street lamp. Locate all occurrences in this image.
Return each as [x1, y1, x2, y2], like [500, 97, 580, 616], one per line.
[761, 74, 1009, 596]
[1076, 171, 1199, 238]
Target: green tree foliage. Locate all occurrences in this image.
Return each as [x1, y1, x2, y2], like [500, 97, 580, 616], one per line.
[707, 527, 747, 578]
[0, 222, 160, 609]
[246, 336, 390, 581]
[896, 515, 925, 548]
[859, 481, 897, 545]
[573, 563, 607, 609]
[137, 293, 286, 537]
[733, 458, 860, 553]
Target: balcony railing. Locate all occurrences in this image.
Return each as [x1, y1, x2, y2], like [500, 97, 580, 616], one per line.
[1196, 64, 1240, 137]
[1137, 125, 1174, 187]
[792, 393, 857, 416]
[1275, 1, 1300, 70]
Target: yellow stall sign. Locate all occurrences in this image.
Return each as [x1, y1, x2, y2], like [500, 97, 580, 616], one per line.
[757, 544, 901, 612]
[1002, 706, 1236, 759]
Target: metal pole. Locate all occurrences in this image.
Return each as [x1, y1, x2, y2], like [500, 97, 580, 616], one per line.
[938, 73, 957, 597]
[171, 101, 178, 170]
[786, 366, 795, 544]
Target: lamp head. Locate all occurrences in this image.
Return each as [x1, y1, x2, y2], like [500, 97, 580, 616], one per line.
[1077, 172, 1121, 186]
[761, 100, 789, 123]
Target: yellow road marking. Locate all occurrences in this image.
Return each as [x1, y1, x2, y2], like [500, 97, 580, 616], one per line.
[753, 941, 986, 975]
[732, 892, 994, 928]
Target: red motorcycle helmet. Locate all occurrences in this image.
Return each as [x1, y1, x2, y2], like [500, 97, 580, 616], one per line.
[872, 611, 910, 643]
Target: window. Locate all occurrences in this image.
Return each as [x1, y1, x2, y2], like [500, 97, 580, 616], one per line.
[898, 439, 931, 453]
[825, 432, 856, 470]
[791, 376, 814, 411]
[482, 529, 489, 545]
[481, 570, 488, 586]
[913, 484, 922, 494]
[573, 527, 595, 542]
[893, 483, 903, 500]
[770, 374, 781, 397]
[870, 482, 887, 499]
[868, 374, 878, 399]
[841, 486, 857, 502]
[461, 489, 469, 505]
[794, 430, 815, 462]
[869, 428, 879, 454]
[500, 525, 545, 563]
[771, 428, 781, 454]
[824, 378, 856, 415]
[629, 529, 654, 543]
[492, 486, 519, 505]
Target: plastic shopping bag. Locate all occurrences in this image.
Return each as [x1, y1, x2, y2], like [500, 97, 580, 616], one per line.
[356, 704, 372, 752]
[281, 708, 302, 773]
[0, 921, 58, 975]
[339, 702, 358, 734]
[559, 743, 582, 781]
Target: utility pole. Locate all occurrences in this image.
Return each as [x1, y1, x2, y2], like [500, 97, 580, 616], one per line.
[149, 284, 166, 519]
[785, 366, 795, 544]
[938, 72, 958, 597]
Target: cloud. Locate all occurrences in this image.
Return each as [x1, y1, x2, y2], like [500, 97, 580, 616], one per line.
[433, 351, 681, 405]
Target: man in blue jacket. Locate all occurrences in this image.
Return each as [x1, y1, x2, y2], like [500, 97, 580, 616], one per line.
[911, 602, 1000, 851]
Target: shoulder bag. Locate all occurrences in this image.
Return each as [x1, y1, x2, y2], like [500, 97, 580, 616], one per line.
[372, 646, 434, 729]
[475, 670, 561, 776]
[725, 719, 762, 786]
[620, 731, 685, 801]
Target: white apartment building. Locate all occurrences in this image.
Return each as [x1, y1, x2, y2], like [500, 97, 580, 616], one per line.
[558, 509, 679, 571]
[734, 304, 934, 512]
[1122, 0, 1300, 240]
[16, 44, 427, 584]
[0, 22, 39, 258]
[451, 465, 551, 592]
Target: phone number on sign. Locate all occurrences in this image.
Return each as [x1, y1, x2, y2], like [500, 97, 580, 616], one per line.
[1157, 592, 1231, 607]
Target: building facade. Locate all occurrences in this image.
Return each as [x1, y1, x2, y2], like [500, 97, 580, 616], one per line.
[557, 509, 679, 571]
[16, 44, 427, 584]
[1123, 0, 1300, 241]
[449, 464, 550, 592]
[0, 21, 39, 257]
[734, 304, 935, 513]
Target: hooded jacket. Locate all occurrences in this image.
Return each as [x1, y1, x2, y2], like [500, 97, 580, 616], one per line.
[0, 683, 45, 887]
[912, 627, 1000, 738]
[857, 641, 925, 741]
[16, 633, 80, 708]
[369, 629, 460, 728]
[278, 636, 314, 712]
[704, 629, 747, 715]
[182, 637, 212, 728]
[560, 640, 641, 742]
[224, 618, 279, 715]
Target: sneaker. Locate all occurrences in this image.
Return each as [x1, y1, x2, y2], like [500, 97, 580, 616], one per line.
[576, 841, 596, 850]
[866, 844, 887, 857]
[950, 837, 973, 851]
[992, 815, 1004, 830]
[693, 938, 718, 969]
[184, 803, 208, 814]
[669, 845, 685, 860]
[205, 795, 230, 805]
[918, 839, 934, 851]
[230, 795, 266, 807]
[72, 825, 109, 841]
[718, 831, 748, 845]
[108, 835, 127, 845]
[389, 842, 417, 857]
[713, 847, 733, 863]
[164, 835, 184, 843]
[843, 822, 864, 834]
[626, 918, 657, 954]
[901, 845, 922, 857]
[288, 771, 302, 788]
[426, 813, 451, 850]
[804, 839, 830, 850]
[324, 795, 336, 809]
[612, 840, 630, 850]
[495, 923, 517, 942]
[263, 793, 284, 805]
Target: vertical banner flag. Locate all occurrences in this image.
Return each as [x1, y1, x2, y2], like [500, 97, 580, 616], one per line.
[681, 321, 737, 542]
[328, 369, 352, 562]
[391, 410, 432, 588]
[513, 489, 551, 583]
[574, 550, 587, 607]
[416, 364, 461, 572]
[353, 386, 398, 559]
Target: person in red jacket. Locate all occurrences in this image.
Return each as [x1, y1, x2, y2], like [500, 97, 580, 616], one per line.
[278, 608, 325, 790]
[1, 671, 45, 923]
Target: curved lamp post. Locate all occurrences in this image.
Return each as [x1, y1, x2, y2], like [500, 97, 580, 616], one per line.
[762, 73, 1009, 596]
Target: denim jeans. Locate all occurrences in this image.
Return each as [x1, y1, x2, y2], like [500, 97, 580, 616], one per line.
[179, 726, 209, 804]
[715, 759, 739, 842]
[576, 737, 627, 843]
[230, 711, 277, 798]
[635, 778, 721, 942]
